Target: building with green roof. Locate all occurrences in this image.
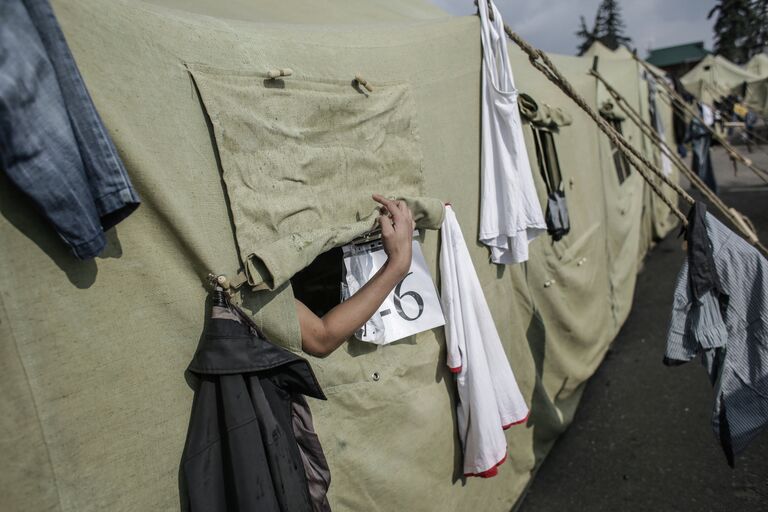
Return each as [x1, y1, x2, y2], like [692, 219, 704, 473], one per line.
[647, 41, 710, 78]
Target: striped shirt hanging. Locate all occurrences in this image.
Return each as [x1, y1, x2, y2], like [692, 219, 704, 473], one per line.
[665, 209, 768, 466]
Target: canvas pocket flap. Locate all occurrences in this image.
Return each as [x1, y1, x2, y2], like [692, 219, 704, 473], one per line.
[187, 64, 441, 290]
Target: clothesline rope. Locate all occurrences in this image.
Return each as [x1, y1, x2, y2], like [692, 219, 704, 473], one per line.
[633, 55, 768, 183]
[499, 25, 691, 225]
[653, 78, 768, 180]
[696, 81, 768, 158]
[496, 21, 768, 257]
[697, 78, 768, 157]
[592, 67, 768, 256]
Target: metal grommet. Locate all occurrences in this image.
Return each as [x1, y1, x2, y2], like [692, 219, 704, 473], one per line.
[371, 372, 380, 382]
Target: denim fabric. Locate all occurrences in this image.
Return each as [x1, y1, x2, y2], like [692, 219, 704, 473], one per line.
[0, 0, 139, 259]
[687, 116, 718, 195]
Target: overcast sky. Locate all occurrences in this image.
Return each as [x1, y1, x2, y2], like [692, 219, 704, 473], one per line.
[428, 0, 716, 57]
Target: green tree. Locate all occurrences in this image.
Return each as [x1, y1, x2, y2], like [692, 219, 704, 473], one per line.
[753, 0, 768, 53]
[576, 15, 598, 56]
[576, 0, 632, 55]
[598, 0, 632, 50]
[708, 0, 764, 63]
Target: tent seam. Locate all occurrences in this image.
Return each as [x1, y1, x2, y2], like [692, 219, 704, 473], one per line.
[0, 294, 65, 512]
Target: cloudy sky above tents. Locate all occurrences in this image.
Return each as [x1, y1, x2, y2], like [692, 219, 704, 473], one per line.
[429, 0, 716, 56]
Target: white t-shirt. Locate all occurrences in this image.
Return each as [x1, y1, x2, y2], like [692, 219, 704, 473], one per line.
[477, 0, 545, 264]
[440, 206, 529, 477]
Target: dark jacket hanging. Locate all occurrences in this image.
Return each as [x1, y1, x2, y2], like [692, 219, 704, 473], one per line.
[180, 299, 331, 512]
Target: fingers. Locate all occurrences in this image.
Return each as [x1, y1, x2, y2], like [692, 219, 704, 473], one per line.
[372, 194, 408, 227]
[379, 214, 395, 237]
[372, 194, 396, 210]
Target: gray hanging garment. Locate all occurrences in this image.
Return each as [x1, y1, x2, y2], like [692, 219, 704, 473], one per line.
[532, 127, 570, 241]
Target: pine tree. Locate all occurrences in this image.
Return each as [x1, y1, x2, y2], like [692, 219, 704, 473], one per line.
[752, 0, 768, 54]
[597, 0, 632, 51]
[708, 0, 761, 63]
[576, 0, 632, 55]
[576, 15, 598, 56]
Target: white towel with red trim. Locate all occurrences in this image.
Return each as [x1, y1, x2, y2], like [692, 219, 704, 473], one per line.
[440, 206, 529, 477]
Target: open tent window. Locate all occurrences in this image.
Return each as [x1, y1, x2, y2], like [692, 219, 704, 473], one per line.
[600, 102, 631, 185]
[291, 247, 343, 317]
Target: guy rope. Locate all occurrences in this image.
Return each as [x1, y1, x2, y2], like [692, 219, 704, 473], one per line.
[633, 54, 768, 183]
[590, 63, 764, 253]
[492, 18, 768, 257]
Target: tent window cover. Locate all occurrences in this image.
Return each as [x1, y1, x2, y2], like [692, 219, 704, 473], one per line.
[604, 117, 632, 184]
[532, 128, 563, 191]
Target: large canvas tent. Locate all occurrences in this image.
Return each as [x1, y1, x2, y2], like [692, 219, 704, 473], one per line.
[681, 54, 760, 104]
[743, 54, 768, 117]
[681, 52, 768, 118]
[0, 1, 678, 510]
[746, 53, 768, 78]
[743, 76, 768, 117]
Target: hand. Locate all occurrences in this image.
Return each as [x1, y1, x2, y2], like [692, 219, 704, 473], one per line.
[372, 194, 415, 278]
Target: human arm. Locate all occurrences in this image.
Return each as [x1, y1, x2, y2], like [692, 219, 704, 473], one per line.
[297, 194, 414, 357]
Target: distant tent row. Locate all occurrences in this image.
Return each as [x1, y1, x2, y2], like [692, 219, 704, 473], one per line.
[1, 2, 681, 511]
[682, 52, 768, 117]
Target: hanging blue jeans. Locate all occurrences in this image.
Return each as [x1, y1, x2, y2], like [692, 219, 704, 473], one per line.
[0, 0, 139, 259]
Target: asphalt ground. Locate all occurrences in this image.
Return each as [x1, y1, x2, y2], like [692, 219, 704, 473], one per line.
[519, 144, 768, 512]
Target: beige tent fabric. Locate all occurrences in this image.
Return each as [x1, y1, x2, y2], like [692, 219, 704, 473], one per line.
[151, 0, 450, 24]
[188, 63, 443, 290]
[746, 53, 768, 79]
[681, 53, 768, 117]
[682, 54, 759, 104]
[595, 57, 652, 323]
[744, 78, 768, 116]
[0, 1, 679, 511]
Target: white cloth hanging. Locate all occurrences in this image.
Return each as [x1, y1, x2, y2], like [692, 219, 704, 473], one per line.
[440, 206, 529, 477]
[477, 0, 545, 264]
[700, 103, 715, 127]
[647, 75, 673, 178]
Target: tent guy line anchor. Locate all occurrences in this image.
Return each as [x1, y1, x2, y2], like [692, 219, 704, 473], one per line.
[267, 68, 293, 79]
[355, 74, 374, 92]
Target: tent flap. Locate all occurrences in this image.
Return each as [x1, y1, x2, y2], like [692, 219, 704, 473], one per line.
[188, 64, 443, 290]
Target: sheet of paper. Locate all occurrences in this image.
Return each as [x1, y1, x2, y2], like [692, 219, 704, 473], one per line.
[342, 239, 445, 345]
